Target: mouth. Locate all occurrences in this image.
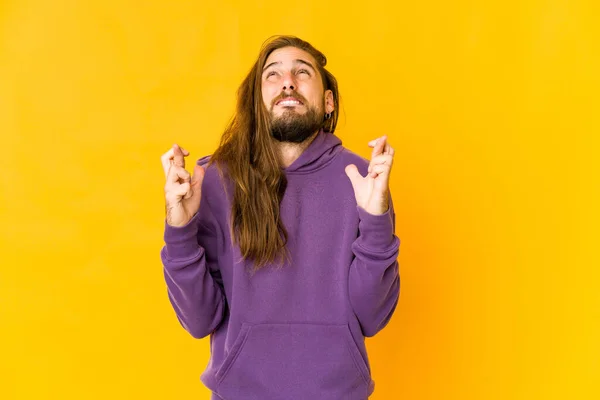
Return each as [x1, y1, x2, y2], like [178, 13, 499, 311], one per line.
[276, 97, 304, 107]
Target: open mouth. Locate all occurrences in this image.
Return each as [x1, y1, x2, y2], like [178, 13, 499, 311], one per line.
[276, 97, 303, 107]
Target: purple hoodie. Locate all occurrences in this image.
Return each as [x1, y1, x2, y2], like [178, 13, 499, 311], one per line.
[160, 129, 401, 400]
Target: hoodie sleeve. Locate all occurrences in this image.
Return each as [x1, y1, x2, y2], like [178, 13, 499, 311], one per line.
[160, 193, 227, 339]
[348, 194, 401, 337]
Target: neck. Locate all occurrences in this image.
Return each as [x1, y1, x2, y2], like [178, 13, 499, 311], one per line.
[275, 130, 320, 168]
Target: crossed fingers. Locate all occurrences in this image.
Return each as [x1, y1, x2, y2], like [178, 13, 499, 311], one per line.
[367, 136, 394, 178]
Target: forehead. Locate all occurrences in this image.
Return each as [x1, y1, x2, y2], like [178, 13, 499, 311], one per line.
[264, 46, 318, 68]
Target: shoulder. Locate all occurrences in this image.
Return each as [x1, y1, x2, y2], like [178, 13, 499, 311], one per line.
[337, 146, 370, 176]
[196, 155, 232, 212]
[196, 155, 223, 188]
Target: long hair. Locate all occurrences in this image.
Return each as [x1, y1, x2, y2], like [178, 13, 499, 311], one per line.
[208, 35, 340, 272]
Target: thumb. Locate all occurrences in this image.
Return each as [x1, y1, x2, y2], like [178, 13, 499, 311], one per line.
[191, 163, 205, 190]
[345, 164, 363, 189]
[185, 163, 205, 199]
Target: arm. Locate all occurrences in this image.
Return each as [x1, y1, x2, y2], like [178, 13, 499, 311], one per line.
[160, 185, 227, 339]
[348, 196, 400, 337]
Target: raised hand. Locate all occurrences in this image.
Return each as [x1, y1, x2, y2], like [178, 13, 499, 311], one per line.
[345, 135, 395, 215]
[161, 144, 205, 227]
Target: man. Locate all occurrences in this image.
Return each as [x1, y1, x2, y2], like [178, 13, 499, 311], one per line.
[160, 35, 400, 400]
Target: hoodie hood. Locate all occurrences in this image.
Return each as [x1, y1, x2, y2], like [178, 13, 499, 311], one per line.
[197, 129, 343, 175]
[282, 129, 343, 174]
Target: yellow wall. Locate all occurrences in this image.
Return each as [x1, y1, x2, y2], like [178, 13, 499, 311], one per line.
[1, 0, 598, 398]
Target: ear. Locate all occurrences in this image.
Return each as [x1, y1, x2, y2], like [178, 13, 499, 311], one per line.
[324, 89, 335, 114]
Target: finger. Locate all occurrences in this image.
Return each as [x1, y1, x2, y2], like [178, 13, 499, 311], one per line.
[173, 144, 186, 168]
[191, 163, 206, 189]
[371, 135, 387, 158]
[167, 165, 191, 184]
[369, 154, 393, 167]
[177, 145, 190, 156]
[161, 148, 175, 178]
[182, 184, 193, 199]
[369, 164, 390, 178]
[170, 181, 191, 198]
[368, 154, 393, 175]
[368, 136, 384, 148]
[382, 140, 395, 156]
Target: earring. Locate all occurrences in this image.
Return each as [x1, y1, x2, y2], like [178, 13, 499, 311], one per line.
[324, 112, 332, 120]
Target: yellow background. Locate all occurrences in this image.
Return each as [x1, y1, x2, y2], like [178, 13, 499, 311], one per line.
[1, 0, 598, 399]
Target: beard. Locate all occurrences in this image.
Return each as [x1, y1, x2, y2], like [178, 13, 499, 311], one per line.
[270, 103, 324, 143]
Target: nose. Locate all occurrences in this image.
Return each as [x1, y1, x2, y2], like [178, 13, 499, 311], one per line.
[281, 71, 296, 91]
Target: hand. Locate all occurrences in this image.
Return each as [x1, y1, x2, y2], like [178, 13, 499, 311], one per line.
[161, 144, 205, 227]
[345, 135, 395, 215]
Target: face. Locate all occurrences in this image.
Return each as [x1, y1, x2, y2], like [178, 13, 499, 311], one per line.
[261, 46, 334, 143]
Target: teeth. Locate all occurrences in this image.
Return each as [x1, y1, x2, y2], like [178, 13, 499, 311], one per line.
[279, 100, 301, 106]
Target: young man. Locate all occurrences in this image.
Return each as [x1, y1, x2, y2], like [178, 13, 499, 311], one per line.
[160, 35, 400, 400]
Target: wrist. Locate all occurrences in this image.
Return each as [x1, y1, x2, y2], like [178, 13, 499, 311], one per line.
[361, 199, 389, 216]
[165, 203, 190, 227]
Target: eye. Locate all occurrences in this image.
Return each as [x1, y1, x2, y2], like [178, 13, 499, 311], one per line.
[297, 69, 310, 75]
[266, 71, 278, 78]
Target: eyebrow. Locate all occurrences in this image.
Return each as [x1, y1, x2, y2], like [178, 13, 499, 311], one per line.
[262, 59, 316, 73]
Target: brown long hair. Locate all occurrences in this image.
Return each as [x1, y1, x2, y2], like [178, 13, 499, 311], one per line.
[208, 35, 340, 271]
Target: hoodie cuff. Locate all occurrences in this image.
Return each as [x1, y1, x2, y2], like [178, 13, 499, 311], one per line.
[163, 212, 201, 260]
[356, 206, 395, 250]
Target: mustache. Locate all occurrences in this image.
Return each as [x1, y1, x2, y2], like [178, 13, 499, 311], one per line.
[271, 91, 308, 107]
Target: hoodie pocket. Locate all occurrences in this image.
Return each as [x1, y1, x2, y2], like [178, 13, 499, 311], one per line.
[215, 322, 370, 399]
